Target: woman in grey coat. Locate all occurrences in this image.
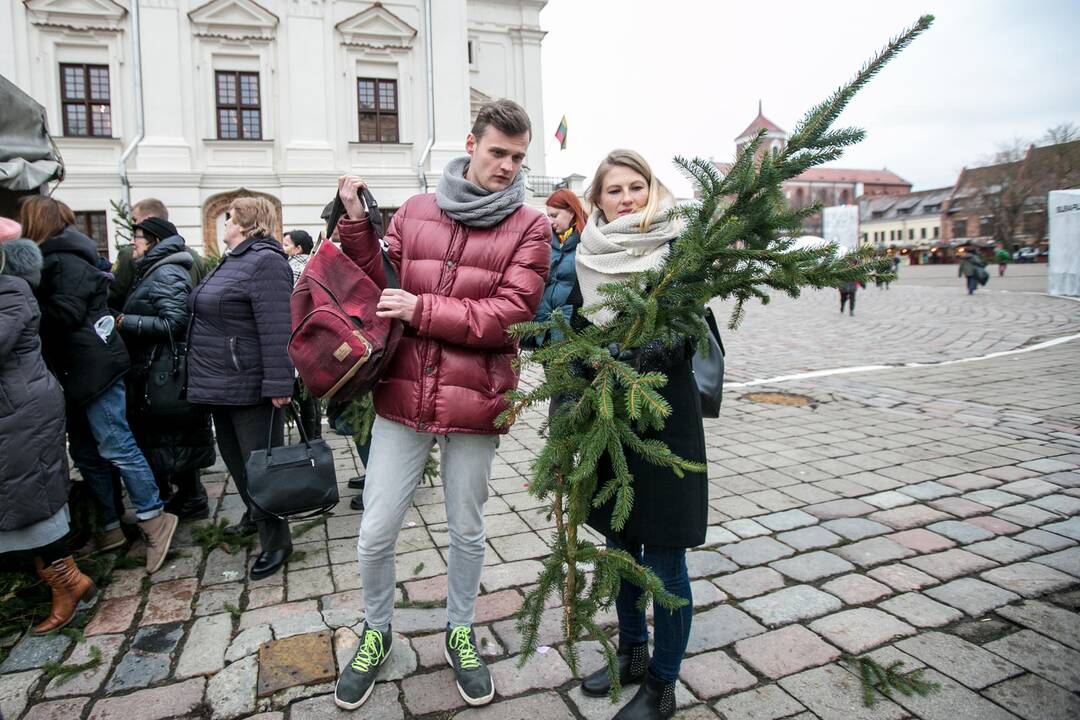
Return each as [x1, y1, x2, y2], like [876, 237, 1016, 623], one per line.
[0, 226, 96, 635]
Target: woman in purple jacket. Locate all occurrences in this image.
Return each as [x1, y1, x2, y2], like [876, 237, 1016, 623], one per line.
[186, 197, 294, 580]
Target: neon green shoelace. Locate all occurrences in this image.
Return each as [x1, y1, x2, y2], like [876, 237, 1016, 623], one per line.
[448, 626, 480, 670]
[351, 629, 384, 672]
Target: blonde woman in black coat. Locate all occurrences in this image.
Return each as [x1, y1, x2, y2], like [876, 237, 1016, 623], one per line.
[575, 150, 708, 720]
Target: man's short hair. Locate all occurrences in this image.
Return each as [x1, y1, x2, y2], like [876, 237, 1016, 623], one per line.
[132, 198, 169, 221]
[471, 99, 532, 141]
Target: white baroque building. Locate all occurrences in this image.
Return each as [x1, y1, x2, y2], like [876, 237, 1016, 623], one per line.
[0, 0, 550, 258]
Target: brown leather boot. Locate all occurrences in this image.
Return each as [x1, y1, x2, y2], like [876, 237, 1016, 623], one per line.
[32, 556, 97, 635]
[138, 512, 179, 573]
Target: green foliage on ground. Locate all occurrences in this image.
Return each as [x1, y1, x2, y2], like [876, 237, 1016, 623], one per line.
[192, 519, 256, 555]
[43, 645, 102, 685]
[842, 654, 940, 706]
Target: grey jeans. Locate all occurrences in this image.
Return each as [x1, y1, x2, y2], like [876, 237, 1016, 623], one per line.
[357, 415, 498, 632]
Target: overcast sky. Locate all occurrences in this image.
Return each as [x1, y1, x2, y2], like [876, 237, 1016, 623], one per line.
[538, 0, 1080, 198]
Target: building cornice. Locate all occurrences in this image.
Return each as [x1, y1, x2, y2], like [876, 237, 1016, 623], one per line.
[24, 0, 128, 32]
[188, 0, 279, 42]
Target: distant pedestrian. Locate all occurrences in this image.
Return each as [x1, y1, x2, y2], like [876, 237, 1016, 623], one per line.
[958, 249, 987, 295]
[839, 280, 858, 315]
[994, 244, 1010, 277]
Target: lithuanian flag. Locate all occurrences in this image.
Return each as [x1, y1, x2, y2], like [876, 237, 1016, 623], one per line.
[554, 115, 568, 150]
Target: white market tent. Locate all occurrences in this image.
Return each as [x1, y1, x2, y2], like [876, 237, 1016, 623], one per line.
[1048, 189, 1080, 297]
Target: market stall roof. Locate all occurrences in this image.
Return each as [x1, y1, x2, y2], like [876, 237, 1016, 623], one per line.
[0, 75, 64, 192]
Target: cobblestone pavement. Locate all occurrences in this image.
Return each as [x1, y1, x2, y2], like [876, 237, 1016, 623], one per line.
[3, 279, 1080, 720]
[711, 264, 1079, 383]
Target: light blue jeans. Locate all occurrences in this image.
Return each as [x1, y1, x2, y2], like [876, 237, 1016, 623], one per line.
[357, 415, 498, 632]
[68, 379, 164, 529]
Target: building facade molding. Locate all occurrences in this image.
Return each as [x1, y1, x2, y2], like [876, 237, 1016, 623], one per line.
[188, 0, 279, 42]
[24, 0, 128, 32]
[335, 3, 417, 51]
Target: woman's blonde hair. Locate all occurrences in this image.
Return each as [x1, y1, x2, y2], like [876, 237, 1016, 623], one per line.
[586, 149, 673, 231]
[229, 197, 277, 239]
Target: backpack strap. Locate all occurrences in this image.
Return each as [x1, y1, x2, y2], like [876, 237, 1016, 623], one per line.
[324, 188, 399, 291]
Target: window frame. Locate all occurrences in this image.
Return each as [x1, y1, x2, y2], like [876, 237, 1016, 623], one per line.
[73, 210, 109, 257]
[60, 63, 112, 137]
[214, 70, 262, 141]
[356, 77, 399, 144]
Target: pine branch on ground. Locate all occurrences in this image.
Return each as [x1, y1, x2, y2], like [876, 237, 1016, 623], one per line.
[43, 645, 103, 685]
[841, 654, 940, 706]
[193, 519, 257, 555]
[506, 15, 934, 698]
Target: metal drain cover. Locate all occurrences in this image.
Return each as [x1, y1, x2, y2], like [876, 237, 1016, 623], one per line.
[741, 391, 815, 406]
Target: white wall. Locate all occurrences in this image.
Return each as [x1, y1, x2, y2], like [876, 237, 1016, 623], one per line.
[2, 0, 549, 258]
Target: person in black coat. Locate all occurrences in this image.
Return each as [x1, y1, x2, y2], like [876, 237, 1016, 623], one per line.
[186, 196, 295, 580]
[0, 226, 98, 635]
[574, 150, 708, 720]
[119, 218, 215, 520]
[19, 196, 178, 574]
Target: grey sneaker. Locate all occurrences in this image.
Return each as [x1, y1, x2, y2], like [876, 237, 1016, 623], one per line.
[444, 625, 495, 706]
[334, 624, 392, 710]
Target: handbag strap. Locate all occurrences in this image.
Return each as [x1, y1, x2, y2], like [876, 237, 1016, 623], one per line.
[265, 402, 312, 457]
[704, 307, 724, 355]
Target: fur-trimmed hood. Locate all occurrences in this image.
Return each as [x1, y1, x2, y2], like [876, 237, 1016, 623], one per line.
[1, 239, 44, 288]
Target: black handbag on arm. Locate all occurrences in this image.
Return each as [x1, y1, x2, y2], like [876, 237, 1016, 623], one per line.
[245, 404, 338, 521]
[143, 330, 195, 417]
[692, 307, 725, 418]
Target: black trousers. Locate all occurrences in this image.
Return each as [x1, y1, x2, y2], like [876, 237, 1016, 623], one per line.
[210, 403, 292, 554]
[294, 378, 322, 440]
[840, 290, 856, 313]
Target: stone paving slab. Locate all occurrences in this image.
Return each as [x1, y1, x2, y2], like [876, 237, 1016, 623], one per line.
[983, 629, 1080, 691]
[982, 673, 1080, 720]
[894, 631, 1022, 689]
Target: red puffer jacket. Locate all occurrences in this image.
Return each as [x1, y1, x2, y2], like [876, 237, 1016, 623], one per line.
[337, 194, 550, 435]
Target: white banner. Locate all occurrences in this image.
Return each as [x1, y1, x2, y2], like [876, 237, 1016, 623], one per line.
[1048, 189, 1080, 297]
[822, 205, 860, 255]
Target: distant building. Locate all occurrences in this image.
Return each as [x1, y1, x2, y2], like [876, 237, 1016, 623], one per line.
[942, 140, 1080, 251]
[711, 103, 911, 234]
[859, 187, 948, 250]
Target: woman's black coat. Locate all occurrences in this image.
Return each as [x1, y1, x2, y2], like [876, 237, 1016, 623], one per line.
[586, 348, 709, 549]
[120, 235, 215, 475]
[0, 240, 70, 531]
[35, 226, 129, 405]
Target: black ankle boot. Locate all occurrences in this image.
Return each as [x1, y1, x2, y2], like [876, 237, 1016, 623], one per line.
[581, 642, 648, 697]
[165, 477, 209, 520]
[613, 670, 676, 719]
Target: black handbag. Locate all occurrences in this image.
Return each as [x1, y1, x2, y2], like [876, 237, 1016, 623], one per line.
[144, 332, 195, 417]
[692, 307, 725, 418]
[246, 405, 339, 521]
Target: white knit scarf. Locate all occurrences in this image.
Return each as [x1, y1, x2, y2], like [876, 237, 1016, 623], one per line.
[576, 202, 683, 324]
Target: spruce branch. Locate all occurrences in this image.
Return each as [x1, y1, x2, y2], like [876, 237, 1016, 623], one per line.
[509, 16, 933, 700]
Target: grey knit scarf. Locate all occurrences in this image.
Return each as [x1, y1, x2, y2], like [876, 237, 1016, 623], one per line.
[435, 156, 526, 228]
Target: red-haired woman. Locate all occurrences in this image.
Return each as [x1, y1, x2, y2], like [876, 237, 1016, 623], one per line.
[528, 188, 587, 347]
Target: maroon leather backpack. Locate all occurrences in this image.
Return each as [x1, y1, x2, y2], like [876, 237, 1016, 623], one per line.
[288, 189, 402, 401]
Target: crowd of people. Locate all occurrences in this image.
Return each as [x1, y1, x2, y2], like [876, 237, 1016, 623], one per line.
[0, 99, 703, 719]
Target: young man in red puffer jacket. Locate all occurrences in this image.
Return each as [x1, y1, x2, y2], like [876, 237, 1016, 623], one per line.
[334, 99, 550, 712]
